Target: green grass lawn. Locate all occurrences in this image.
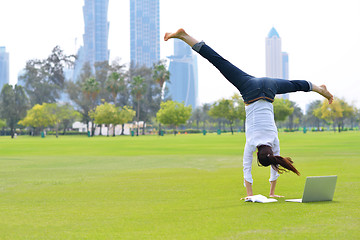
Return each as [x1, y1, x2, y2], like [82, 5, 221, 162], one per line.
[0, 132, 359, 239]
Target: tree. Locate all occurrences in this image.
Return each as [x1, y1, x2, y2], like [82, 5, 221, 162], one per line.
[153, 60, 170, 101]
[319, 98, 343, 132]
[338, 98, 355, 131]
[82, 77, 100, 103]
[67, 62, 93, 133]
[287, 101, 303, 131]
[232, 93, 246, 132]
[94, 61, 112, 103]
[114, 106, 136, 136]
[106, 72, 122, 105]
[45, 103, 80, 137]
[110, 59, 130, 107]
[273, 98, 294, 122]
[156, 100, 192, 135]
[130, 75, 147, 136]
[201, 103, 211, 131]
[130, 65, 161, 135]
[191, 107, 202, 130]
[90, 102, 117, 136]
[153, 61, 170, 135]
[0, 84, 29, 138]
[116, 106, 136, 136]
[208, 99, 227, 131]
[0, 119, 6, 129]
[305, 100, 323, 130]
[209, 98, 241, 134]
[90, 102, 136, 136]
[18, 103, 53, 135]
[19, 46, 75, 106]
[82, 77, 100, 136]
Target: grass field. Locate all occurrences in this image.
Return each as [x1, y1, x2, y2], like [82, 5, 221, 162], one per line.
[0, 132, 359, 239]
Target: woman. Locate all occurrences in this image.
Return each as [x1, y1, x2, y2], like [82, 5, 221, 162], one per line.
[164, 29, 333, 197]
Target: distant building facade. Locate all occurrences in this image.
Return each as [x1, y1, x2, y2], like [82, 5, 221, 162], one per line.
[130, 0, 160, 67]
[0, 47, 9, 90]
[73, 0, 110, 81]
[167, 39, 198, 108]
[266, 27, 289, 99]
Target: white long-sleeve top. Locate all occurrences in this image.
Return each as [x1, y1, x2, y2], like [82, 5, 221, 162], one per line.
[243, 100, 280, 185]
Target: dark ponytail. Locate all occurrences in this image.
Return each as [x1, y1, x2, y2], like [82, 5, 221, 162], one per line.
[268, 155, 300, 176]
[257, 145, 300, 176]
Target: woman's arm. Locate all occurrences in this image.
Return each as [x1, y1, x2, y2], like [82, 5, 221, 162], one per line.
[243, 143, 254, 196]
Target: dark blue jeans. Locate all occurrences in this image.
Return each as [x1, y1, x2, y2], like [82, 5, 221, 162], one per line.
[192, 42, 312, 104]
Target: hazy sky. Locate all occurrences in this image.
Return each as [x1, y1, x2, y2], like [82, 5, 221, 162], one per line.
[1, 0, 359, 110]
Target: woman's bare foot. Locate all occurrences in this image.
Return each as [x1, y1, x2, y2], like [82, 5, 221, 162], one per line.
[313, 84, 333, 104]
[164, 28, 199, 47]
[164, 28, 187, 41]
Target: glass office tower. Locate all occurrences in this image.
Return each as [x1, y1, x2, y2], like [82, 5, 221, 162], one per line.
[266, 27, 289, 99]
[74, 0, 109, 80]
[130, 0, 160, 67]
[167, 39, 198, 108]
[0, 47, 9, 90]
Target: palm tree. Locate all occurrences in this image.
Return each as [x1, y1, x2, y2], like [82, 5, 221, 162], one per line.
[82, 77, 100, 136]
[82, 77, 100, 103]
[106, 72, 123, 105]
[201, 103, 211, 131]
[153, 61, 170, 135]
[130, 75, 147, 136]
[153, 61, 170, 100]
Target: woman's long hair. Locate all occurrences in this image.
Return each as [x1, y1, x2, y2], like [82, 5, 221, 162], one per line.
[257, 145, 300, 176]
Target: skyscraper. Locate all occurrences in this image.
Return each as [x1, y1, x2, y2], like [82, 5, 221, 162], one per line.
[0, 47, 9, 90]
[266, 27, 289, 99]
[130, 0, 160, 67]
[73, 0, 110, 80]
[167, 39, 198, 108]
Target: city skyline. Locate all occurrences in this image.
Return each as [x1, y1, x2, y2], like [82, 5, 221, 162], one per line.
[0, 0, 359, 111]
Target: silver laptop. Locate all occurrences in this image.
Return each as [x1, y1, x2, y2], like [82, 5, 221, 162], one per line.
[286, 176, 337, 203]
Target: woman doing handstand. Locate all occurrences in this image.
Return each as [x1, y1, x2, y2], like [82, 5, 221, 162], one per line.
[164, 29, 333, 198]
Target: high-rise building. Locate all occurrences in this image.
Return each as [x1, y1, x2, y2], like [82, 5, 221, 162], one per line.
[0, 47, 9, 90]
[282, 52, 289, 80]
[167, 39, 198, 108]
[73, 0, 110, 80]
[130, 0, 160, 67]
[266, 27, 289, 99]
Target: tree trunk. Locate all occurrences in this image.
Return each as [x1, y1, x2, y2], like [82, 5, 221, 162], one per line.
[136, 100, 140, 136]
[142, 121, 145, 135]
[10, 127, 14, 139]
[91, 122, 96, 136]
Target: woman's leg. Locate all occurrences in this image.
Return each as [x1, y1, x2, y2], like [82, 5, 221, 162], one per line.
[274, 78, 333, 104]
[164, 29, 254, 92]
